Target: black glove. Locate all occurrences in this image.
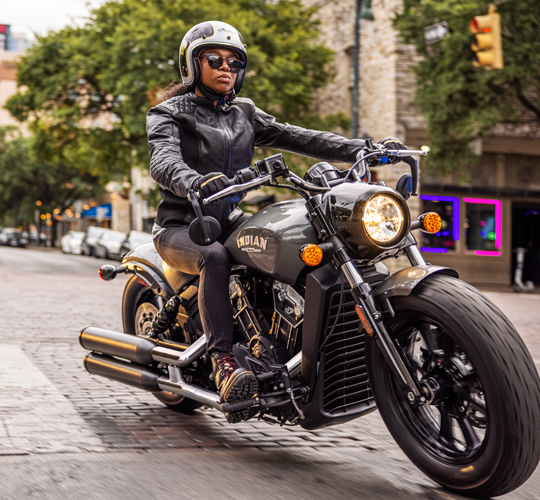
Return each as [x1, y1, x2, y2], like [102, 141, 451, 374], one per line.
[379, 137, 407, 165]
[195, 172, 231, 199]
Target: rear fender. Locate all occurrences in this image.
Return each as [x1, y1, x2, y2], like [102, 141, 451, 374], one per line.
[374, 265, 459, 302]
[122, 243, 175, 298]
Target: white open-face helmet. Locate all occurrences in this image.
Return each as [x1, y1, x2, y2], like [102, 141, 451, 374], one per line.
[179, 21, 248, 94]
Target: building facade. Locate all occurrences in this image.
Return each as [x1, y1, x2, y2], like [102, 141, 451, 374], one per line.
[0, 25, 29, 128]
[303, 0, 540, 286]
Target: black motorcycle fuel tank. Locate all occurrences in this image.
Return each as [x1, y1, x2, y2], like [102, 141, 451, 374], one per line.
[224, 199, 318, 285]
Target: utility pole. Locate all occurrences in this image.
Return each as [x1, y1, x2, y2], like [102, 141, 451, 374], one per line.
[351, 0, 374, 139]
[351, 0, 362, 139]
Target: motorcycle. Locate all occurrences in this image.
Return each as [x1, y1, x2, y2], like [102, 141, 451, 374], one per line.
[80, 144, 540, 498]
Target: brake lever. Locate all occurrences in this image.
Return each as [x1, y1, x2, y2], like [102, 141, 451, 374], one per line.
[399, 156, 418, 196]
[386, 150, 428, 197]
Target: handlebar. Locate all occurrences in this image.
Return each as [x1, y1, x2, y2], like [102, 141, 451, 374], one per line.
[386, 149, 429, 157]
[193, 147, 429, 205]
[188, 147, 427, 245]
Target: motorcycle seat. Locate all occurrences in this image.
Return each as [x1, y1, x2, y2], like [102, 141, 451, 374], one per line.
[161, 261, 197, 292]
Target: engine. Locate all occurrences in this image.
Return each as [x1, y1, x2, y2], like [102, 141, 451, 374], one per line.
[229, 274, 304, 368]
[229, 273, 306, 423]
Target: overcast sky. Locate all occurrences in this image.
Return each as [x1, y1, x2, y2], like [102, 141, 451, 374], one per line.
[0, 0, 108, 39]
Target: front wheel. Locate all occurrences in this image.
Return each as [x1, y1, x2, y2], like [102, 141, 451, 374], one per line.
[367, 274, 540, 498]
[122, 275, 202, 413]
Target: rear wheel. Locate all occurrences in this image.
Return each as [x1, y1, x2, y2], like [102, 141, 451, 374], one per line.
[122, 275, 201, 412]
[367, 274, 540, 498]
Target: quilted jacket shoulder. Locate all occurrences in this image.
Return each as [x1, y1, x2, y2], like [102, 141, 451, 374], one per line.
[157, 94, 198, 116]
[231, 96, 255, 107]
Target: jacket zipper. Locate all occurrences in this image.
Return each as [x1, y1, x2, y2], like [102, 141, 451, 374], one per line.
[216, 105, 232, 222]
[216, 106, 233, 177]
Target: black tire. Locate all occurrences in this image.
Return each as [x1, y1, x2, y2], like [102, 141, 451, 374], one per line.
[367, 274, 540, 498]
[122, 275, 201, 413]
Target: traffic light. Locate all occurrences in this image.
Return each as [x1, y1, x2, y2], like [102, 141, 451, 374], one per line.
[470, 5, 503, 69]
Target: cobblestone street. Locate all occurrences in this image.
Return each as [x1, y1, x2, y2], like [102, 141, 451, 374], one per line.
[0, 246, 539, 499]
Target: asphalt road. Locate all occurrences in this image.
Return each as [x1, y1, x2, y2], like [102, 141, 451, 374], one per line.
[0, 246, 538, 500]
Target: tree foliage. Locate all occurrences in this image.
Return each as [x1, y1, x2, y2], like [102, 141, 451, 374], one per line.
[6, 0, 347, 179]
[394, 0, 540, 172]
[0, 126, 103, 235]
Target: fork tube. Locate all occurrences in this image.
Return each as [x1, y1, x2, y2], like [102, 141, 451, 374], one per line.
[405, 245, 427, 267]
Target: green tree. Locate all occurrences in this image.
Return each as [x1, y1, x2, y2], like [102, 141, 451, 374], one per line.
[394, 0, 540, 173]
[0, 126, 103, 243]
[6, 0, 348, 178]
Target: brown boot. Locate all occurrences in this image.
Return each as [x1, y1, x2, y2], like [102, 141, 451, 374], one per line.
[211, 351, 258, 423]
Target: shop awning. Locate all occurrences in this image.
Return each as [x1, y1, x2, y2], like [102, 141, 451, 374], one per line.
[81, 203, 112, 220]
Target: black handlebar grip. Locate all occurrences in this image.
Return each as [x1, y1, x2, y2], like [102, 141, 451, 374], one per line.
[233, 167, 258, 185]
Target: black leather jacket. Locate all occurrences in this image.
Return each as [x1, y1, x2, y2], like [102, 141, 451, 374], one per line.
[146, 92, 365, 229]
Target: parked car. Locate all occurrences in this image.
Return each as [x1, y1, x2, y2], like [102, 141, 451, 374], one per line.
[81, 226, 109, 256]
[60, 231, 85, 254]
[29, 232, 50, 247]
[119, 230, 153, 257]
[0, 228, 28, 248]
[94, 230, 127, 260]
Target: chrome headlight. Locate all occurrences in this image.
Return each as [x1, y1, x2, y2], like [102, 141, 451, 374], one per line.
[363, 195, 404, 244]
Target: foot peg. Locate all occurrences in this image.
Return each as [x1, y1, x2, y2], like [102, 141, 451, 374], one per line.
[220, 397, 259, 413]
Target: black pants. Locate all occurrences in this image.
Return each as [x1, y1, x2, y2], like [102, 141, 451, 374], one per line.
[154, 216, 248, 354]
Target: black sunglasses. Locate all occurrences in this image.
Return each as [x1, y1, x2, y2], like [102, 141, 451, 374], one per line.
[200, 54, 245, 73]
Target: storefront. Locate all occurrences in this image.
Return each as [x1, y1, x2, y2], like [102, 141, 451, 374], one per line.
[80, 203, 112, 227]
[417, 193, 540, 286]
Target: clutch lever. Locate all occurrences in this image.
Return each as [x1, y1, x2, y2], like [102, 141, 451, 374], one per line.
[201, 174, 273, 204]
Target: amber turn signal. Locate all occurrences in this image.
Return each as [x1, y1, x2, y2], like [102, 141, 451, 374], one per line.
[420, 212, 442, 234]
[300, 244, 323, 266]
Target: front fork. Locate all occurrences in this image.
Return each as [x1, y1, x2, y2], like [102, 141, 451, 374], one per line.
[330, 236, 426, 405]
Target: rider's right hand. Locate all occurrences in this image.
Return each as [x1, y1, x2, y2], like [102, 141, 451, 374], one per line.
[195, 172, 231, 199]
[379, 137, 407, 164]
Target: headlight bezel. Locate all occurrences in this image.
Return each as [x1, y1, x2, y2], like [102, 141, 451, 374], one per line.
[325, 182, 411, 260]
[362, 193, 406, 247]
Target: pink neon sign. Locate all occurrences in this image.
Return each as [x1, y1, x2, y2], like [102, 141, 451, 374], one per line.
[463, 198, 502, 256]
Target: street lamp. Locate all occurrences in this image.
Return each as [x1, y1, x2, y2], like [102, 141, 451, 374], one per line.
[351, 0, 374, 139]
[360, 0, 374, 21]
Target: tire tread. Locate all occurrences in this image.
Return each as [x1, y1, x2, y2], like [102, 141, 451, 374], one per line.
[412, 275, 540, 497]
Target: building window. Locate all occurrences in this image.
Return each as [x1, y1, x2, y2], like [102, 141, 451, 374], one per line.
[419, 195, 459, 253]
[463, 198, 502, 256]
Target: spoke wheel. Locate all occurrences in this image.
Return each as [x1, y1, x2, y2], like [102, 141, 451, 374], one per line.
[389, 316, 486, 463]
[367, 274, 540, 498]
[134, 301, 160, 337]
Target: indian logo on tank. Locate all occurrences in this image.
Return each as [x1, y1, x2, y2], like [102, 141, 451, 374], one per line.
[236, 233, 269, 253]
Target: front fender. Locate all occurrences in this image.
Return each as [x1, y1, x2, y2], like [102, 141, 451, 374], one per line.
[374, 265, 459, 301]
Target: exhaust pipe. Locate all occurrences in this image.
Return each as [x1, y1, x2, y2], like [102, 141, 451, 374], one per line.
[84, 352, 162, 392]
[80, 326, 221, 409]
[79, 326, 208, 367]
[158, 374, 221, 409]
[83, 352, 222, 410]
[80, 326, 301, 412]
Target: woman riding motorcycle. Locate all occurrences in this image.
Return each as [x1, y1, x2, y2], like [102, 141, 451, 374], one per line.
[146, 20, 405, 417]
